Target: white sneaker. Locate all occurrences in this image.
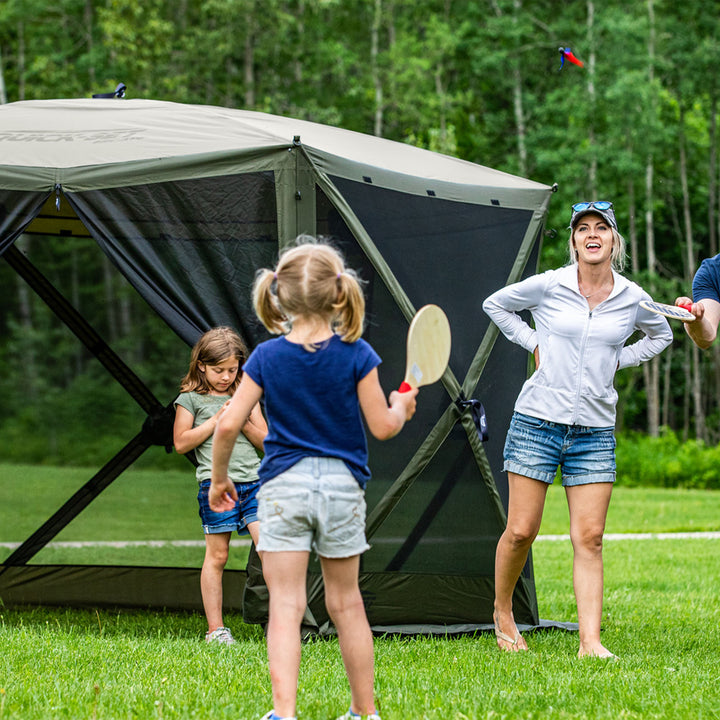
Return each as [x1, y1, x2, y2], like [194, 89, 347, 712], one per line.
[336, 710, 381, 720]
[205, 626, 236, 645]
[260, 712, 297, 720]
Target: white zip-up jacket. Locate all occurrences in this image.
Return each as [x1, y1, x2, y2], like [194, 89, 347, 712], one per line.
[482, 264, 673, 427]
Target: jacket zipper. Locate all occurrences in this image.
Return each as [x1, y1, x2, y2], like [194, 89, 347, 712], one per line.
[571, 309, 593, 425]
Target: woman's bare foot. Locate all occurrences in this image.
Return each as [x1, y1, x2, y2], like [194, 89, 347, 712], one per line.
[578, 642, 616, 659]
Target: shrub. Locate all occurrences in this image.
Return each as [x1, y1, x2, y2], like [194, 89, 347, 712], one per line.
[616, 429, 720, 489]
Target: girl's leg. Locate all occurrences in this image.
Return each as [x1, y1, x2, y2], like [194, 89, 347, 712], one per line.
[321, 555, 376, 716]
[263, 550, 310, 718]
[494, 472, 549, 651]
[201, 532, 231, 632]
[565, 482, 614, 657]
[247, 519, 260, 548]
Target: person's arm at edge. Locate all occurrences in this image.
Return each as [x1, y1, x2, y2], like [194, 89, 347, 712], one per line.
[241, 401, 268, 452]
[675, 296, 720, 349]
[210, 373, 263, 510]
[358, 367, 418, 440]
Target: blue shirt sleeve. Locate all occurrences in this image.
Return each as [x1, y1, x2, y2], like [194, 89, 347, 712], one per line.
[692, 254, 720, 303]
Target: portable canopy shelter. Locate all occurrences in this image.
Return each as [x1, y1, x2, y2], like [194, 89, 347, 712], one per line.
[0, 98, 553, 634]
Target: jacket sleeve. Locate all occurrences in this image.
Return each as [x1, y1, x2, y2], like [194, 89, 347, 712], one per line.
[618, 294, 673, 369]
[482, 274, 547, 355]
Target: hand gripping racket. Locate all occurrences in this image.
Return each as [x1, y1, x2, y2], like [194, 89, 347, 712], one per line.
[398, 304, 452, 392]
[639, 300, 694, 321]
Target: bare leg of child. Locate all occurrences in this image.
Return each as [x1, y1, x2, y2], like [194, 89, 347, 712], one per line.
[201, 532, 231, 633]
[263, 550, 310, 718]
[322, 555, 377, 716]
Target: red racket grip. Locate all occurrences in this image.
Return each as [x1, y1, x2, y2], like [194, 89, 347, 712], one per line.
[679, 302, 693, 311]
[398, 381, 412, 393]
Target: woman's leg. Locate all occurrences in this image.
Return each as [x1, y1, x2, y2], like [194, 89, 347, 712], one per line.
[321, 554, 376, 716]
[263, 550, 310, 718]
[201, 532, 231, 632]
[494, 472, 549, 651]
[565, 482, 614, 657]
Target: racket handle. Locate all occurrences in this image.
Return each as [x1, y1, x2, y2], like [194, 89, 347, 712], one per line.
[398, 381, 412, 393]
[679, 302, 693, 311]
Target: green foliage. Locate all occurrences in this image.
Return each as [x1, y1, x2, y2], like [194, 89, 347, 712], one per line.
[3, 0, 720, 455]
[616, 429, 720, 489]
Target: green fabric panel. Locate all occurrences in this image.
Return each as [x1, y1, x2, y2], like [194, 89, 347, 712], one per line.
[0, 564, 247, 612]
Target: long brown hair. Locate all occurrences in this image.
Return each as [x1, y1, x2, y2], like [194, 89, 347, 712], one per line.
[179, 326, 248, 394]
[253, 237, 366, 343]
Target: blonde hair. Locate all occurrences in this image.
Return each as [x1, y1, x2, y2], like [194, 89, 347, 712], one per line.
[179, 326, 248, 394]
[568, 225, 627, 272]
[253, 237, 366, 344]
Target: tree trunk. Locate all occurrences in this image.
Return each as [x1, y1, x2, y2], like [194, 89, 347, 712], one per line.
[628, 179, 639, 275]
[18, 21, 26, 101]
[103, 253, 118, 343]
[585, 0, 597, 194]
[14, 237, 37, 401]
[371, 0, 383, 137]
[642, 0, 660, 437]
[511, 1, 527, 177]
[0, 45, 7, 104]
[709, 95, 718, 258]
[244, 4, 255, 108]
[679, 108, 706, 440]
[84, 1, 96, 86]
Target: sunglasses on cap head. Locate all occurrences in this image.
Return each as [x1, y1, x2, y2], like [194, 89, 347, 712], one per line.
[569, 200, 617, 229]
[572, 201, 613, 213]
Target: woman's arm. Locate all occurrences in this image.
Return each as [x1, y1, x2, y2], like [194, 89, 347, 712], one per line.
[619, 301, 673, 368]
[482, 273, 546, 354]
[358, 367, 418, 440]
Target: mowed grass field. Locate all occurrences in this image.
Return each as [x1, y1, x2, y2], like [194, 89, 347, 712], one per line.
[1, 465, 719, 719]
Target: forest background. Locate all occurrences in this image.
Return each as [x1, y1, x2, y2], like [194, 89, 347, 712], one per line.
[1, 0, 720, 482]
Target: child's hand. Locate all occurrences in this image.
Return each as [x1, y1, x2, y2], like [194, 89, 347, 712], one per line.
[209, 478, 238, 512]
[213, 399, 233, 422]
[389, 387, 418, 422]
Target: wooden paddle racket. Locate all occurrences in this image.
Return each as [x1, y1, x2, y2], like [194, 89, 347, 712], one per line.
[398, 304, 451, 392]
[639, 300, 694, 321]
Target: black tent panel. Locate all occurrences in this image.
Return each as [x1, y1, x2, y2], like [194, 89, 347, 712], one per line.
[0, 564, 246, 611]
[68, 173, 279, 346]
[0, 190, 51, 255]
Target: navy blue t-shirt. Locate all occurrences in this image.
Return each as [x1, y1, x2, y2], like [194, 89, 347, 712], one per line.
[243, 334, 381, 488]
[693, 253, 720, 304]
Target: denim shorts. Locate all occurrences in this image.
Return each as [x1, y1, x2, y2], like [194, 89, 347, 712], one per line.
[197, 479, 260, 535]
[503, 412, 616, 486]
[256, 457, 370, 558]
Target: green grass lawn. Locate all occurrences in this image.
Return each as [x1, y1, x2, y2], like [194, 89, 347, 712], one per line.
[1, 465, 719, 719]
[1, 535, 718, 720]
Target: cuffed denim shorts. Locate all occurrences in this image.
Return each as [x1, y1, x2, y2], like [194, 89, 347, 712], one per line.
[503, 412, 616, 486]
[256, 457, 370, 558]
[197, 479, 260, 535]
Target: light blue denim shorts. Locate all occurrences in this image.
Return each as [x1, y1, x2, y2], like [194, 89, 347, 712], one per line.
[503, 412, 616, 486]
[256, 457, 370, 558]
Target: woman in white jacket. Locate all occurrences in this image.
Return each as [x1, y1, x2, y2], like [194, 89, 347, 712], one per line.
[483, 200, 672, 658]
